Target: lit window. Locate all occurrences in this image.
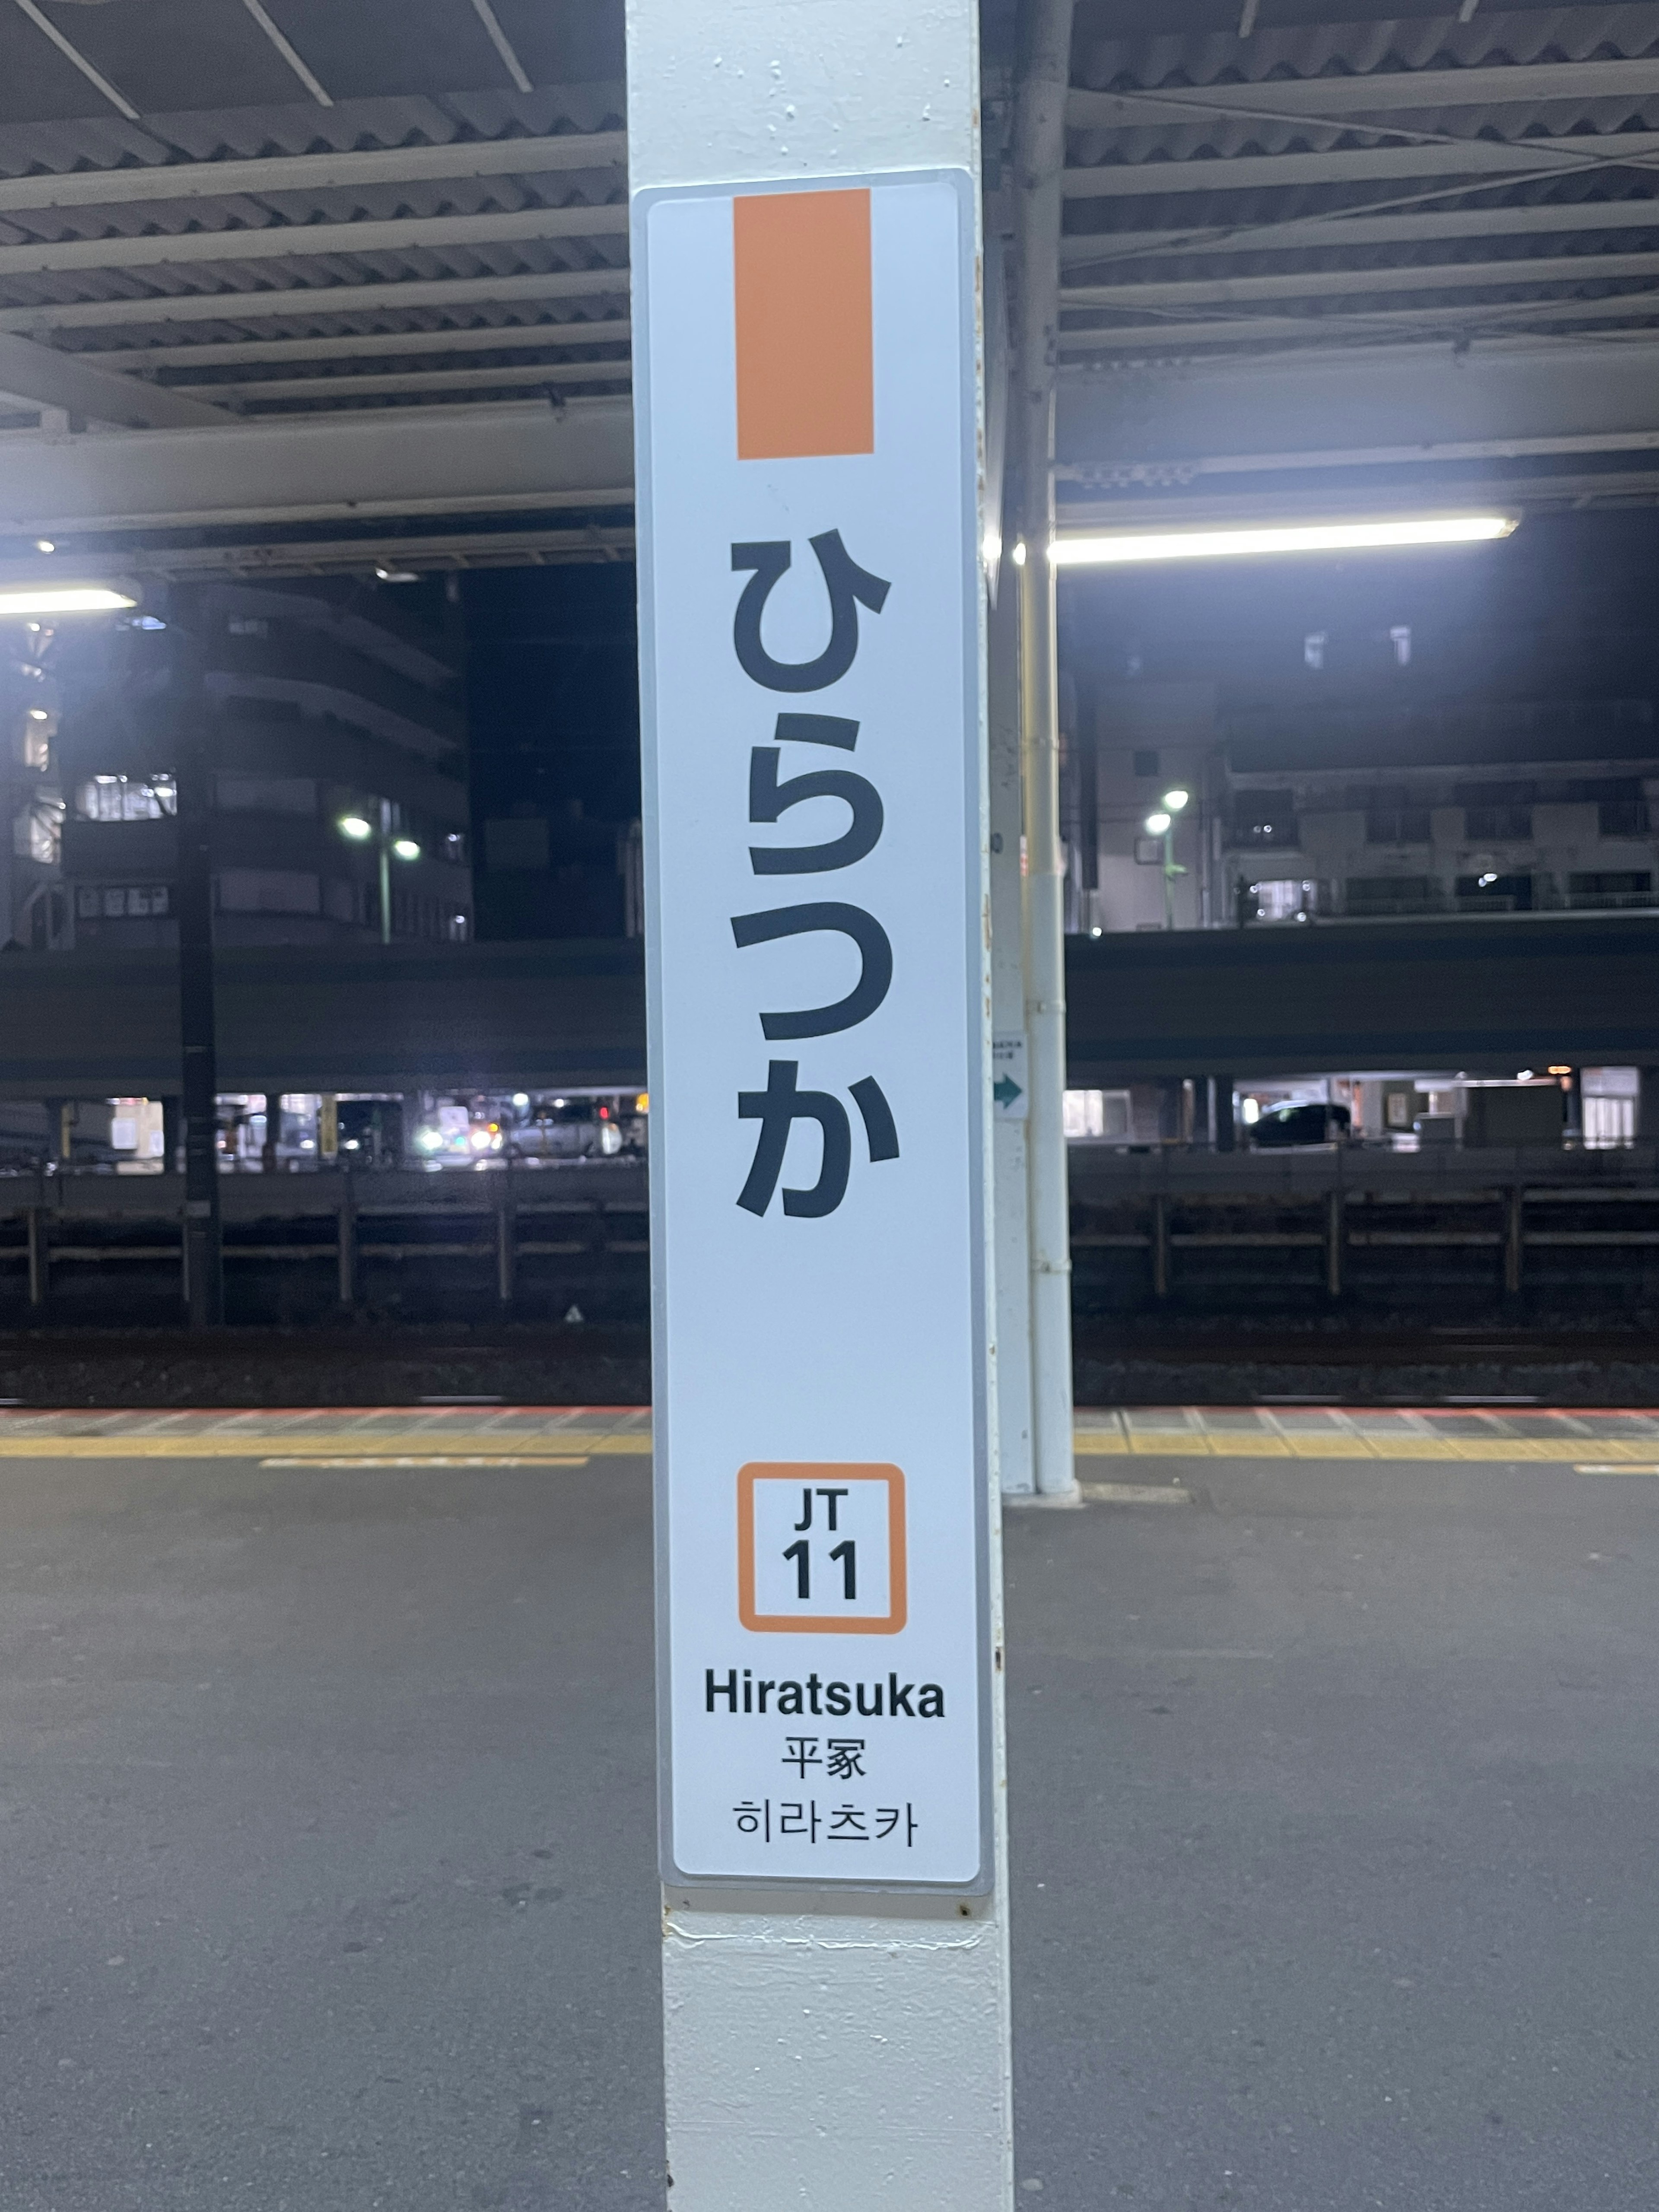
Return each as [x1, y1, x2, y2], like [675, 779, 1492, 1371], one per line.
[76, 775, 177, 822]
[21, 797, 64, 864]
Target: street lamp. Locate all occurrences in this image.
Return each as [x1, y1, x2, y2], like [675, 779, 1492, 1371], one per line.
[337, 798, 420, 943]
[1146, 787, 1189, 930]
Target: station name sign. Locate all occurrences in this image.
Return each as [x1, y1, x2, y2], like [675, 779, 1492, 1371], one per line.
[634, 172, 992, 1889]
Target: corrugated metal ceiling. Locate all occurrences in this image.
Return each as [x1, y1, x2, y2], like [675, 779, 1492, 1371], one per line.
[1, 2, 1658, 565]
[1062, 7, 1659, 365]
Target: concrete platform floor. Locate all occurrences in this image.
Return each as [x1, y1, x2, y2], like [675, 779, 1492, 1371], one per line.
[3, 1429, 1658, 2209]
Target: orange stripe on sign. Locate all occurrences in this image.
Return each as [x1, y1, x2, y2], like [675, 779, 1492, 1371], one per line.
[734, 189, 874, 461]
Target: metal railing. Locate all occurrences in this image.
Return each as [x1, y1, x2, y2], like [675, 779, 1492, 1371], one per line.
[1067, 1145, 1659, 1303]
[0, 1163, 649, 1312]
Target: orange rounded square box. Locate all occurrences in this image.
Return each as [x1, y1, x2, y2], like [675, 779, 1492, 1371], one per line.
[737, 1462, 907, 1635]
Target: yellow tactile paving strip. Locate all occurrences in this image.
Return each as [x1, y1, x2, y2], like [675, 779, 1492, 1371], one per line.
[0, 1407, 653, 1460]
[1077, 1408, 1659, 1463]
[0, 1405, 1653, 1465]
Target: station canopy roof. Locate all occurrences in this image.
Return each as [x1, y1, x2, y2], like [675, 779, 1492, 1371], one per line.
[0, 0, 1656, 580]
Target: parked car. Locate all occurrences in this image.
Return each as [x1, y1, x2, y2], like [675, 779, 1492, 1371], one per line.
[1251, 1101, 1351, 1149]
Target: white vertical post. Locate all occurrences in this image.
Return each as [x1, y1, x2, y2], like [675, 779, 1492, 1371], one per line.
[627, 3, 1013, 2207]
[989, 570, 1034, 1496]
[1012, 0, 1079, 1505]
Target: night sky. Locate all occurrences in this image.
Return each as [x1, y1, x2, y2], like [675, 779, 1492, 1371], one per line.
[462, 563, 642, 940]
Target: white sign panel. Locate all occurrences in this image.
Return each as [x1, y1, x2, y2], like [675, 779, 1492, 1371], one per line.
[635, 171, 992, 1890]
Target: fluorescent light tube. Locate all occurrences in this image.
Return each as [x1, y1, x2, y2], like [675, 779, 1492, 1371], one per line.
[0, 585, 137, 614]
[1051, 515, 1518, 566]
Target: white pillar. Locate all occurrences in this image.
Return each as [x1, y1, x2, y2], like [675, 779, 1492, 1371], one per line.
[989, 565, 1034, 1496]
[627, 5, 1014, 2209]
[1011, 0, 1079, 1505]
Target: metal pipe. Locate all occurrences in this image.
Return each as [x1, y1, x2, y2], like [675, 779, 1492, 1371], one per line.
[990, 569, 1036, 1497]
[173, 630, 224, 1328]
[1012, 0, 1079, 1503]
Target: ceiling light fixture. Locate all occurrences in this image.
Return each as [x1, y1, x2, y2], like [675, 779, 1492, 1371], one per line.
[1050, 515, 1519, 568]
[0, 585, 136, 615]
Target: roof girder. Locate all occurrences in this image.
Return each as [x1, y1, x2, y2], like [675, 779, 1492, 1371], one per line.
[1063, 133, 1659, 200]
[1062, 197, 1659, 271]
[1067, 56, 1659, 127]
[0, 265, 629, 335]
[0, 326, 226, 426]
[1064, 247, 1659, 315]
[0, 201, 626, 283]
[0, 130, 626, 218]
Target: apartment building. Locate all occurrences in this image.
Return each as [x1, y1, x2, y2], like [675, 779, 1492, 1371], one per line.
[1, 611, 68, 949]
[52, 578, 471, 950]
[1078, 692, 1659, 934]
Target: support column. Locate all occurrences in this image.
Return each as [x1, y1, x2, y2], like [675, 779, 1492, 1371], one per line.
[1639, 1066, 1659, 1145]
[26, 1206, 46, 1308]
[1504, 1185, 1525, 1297]
[495, 1176, 516, 1306]
[1013, 0, 1079, 1505]
[989, 555, 1034, 1497]
[261, 1093, 282, 1176]
[174, 663, 223, 1328]
[337, 1178, 357, 1308]
[1214, 1075, 1237, 1154]
[1325, 1187, 1344, 1299]
[629, 3, 1013, 2206]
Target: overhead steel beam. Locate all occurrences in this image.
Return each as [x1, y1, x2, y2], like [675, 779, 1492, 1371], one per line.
[0, 521, 639, 580]
[0, 203, 628, 282]
[5, 334, 1654, 544]
[0, 132, 627, 218]
[1066, 57, 1659, 127]
[1057, 426, 1659, 484]
[86, 319, 632, 372]
[1061, 195, 1659, 270]
[220, 358, 630, 403]
[0, 267, 631, 336]
[0, 329, 227, 428]
[1053, 469, 1659, 527]
[1064, 131, 1659, 199]
[0, 394, 633, 536]
[1063, 247, 1659, 315]
[1056, 337, 1659, 480]
[1058, 290, 1659, 355]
